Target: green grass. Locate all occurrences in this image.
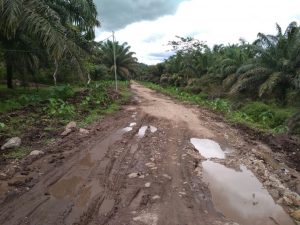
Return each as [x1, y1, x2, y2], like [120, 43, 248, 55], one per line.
[79, 81, 132, 127]
[1, 80, 131, 160]
[141, 82, 298, 135]
[2, 147, 32, 159]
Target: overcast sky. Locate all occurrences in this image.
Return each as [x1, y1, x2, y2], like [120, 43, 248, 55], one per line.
[94, 0, 300, 65]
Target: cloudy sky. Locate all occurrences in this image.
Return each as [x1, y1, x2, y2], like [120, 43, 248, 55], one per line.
[94, 0, 300, 65]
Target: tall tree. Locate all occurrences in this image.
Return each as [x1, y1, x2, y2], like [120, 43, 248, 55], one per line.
[0, 0, 100, 88]
[230, 22, 300, 99]
[100, 40, 137, 80]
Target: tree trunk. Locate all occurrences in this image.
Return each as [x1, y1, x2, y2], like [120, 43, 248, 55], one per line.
[6, 61, 13, 89]
[53, 59, 58, 86]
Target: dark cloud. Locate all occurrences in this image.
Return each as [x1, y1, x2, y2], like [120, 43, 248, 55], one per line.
[95, 0, 186, 30]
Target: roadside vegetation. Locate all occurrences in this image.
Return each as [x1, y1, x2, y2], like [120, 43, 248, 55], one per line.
[0, 81, 131, 159]
[142, 82, 296, 134]
[136, 22, 300, 137]
[0, 0, 137, 160]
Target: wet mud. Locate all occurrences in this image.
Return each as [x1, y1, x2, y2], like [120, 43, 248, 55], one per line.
[0, 82, 298, 225]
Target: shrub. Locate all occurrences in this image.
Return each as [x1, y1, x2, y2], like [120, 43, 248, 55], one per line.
[184, 86, 202, 94]
[0, 122, 5, 130]
[45, 98, 75, 119]
[51, 85, 74, 100]
[18, 94, 42, 105]
[241, 102, 290, 129]
[208, 98, 231, 112]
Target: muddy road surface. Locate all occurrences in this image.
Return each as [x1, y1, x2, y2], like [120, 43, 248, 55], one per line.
[0, 82, 299, 225]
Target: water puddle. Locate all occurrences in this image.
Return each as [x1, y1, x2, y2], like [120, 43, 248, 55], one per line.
[137, 126, 148, 138]
[49, 176, 82, 199]
[136, 125, 158, 138]
[91, 128, 127, 160]
[76, 186, 92, 207]
[0, 182, 8, 195]
[202, 161, 294, 225]
[190, 138, 225, 159]
[149, 125, 157, 133]
[122, 127, 133, 132]
[99, 199, 115, 216]
[79, 153, 94, 167]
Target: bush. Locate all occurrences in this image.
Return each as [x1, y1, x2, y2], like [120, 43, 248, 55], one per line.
[45, 98, 75, 119]
[208, 98, 231, 113]
[18, 94, 42, 105]
[51, 84, 74, 100]
[0, 122, 5, 130]
[241, 102, 290, 129]
[184, 86, 202, 94]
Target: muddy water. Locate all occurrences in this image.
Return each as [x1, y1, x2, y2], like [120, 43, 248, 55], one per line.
[99, 199, 115, 216]
[0, 183, 8, 195]
[91, 128, 127, 159]
[49, 176, 82, 199]
[190, 138, 225, 159]
[202, 161, 294, 225]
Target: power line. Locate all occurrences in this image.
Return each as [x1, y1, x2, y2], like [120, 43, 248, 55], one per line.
[98, 34, 113, 43]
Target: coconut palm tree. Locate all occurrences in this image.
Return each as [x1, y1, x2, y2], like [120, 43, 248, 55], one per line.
[0, 0, 99, 88]
[100, 40, 137, 80]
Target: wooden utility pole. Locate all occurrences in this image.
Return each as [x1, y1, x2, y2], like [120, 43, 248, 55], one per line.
[112, 31, 118, 91]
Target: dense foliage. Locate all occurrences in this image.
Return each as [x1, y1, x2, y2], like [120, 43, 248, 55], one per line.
[136, 23, 300, 136]
[99, 40, 137, 80]
[138, 23, 300, 106]
[0, 0, 137, 88]
[0, 0, 137, 159]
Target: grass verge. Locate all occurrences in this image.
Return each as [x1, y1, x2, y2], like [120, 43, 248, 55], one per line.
[0, 80, 131, 160]
[141, 82, 299, 136]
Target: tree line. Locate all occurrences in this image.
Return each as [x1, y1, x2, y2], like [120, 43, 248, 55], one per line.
[139, 22, 300, 106]
[0, 0, 137, 89]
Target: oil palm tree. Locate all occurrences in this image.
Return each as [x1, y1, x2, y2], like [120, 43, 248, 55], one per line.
[0, 0, 99, 88]
[229, 22, 300, 99]
[100, 40, 137, 80]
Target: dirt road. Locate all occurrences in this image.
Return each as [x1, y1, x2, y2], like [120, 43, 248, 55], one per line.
[0, 82, 299, 225]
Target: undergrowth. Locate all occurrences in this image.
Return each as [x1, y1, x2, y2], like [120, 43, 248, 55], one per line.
[0, 81, 131, 160]
[142, 82, 298, 135]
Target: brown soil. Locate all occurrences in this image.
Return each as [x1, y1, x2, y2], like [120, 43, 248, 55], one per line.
[0, 82, 299, 225]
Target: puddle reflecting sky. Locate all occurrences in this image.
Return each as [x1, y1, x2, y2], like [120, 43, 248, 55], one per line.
[130, 122, 137, 127]
[122, 127, 133, 132]
[137, 126, 148, 138]
[202, 161, 294, 225]
[190, 138, 225, 159]
[149, 125, 157, 133]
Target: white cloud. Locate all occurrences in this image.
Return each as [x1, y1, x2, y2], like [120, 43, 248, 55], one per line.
[96, 0, 300, 65]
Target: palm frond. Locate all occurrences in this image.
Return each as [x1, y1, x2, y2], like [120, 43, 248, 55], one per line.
[258, 72, 282, 97]
[236, 63, 256, 74]
[0, 0, 24, 38]
[229, 67, 271, 94]
[222, 73, 239, 90]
